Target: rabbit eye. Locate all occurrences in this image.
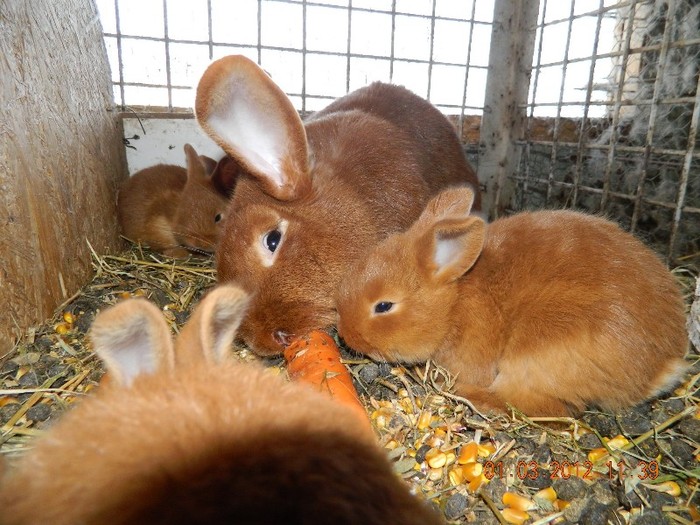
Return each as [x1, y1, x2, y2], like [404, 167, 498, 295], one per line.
[374, 301, 394, 314]
[263, 229, 282, 253]
[214, 213, 223, 223]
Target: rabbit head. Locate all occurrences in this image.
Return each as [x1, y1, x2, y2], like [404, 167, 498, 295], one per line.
[196, 55, 480, 355]
[337, 187, 485, 364]
[171, 143, 235, 255]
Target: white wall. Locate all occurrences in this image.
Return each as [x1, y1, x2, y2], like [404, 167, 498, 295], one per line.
[122, 117, 225, 173]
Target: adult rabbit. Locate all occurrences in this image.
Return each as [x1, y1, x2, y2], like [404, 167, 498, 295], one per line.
[196, 55, 480, 354]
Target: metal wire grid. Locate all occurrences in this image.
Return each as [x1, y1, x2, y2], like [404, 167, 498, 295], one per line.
[515, 0, 700, 263]
[98, 0, 493, 125]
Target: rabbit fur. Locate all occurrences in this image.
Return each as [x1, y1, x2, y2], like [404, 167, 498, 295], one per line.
[117, 143, 238, 258]
[0, 285, 443, 525]
[336, 186, 689, 417]
[195, 54, 481, 355]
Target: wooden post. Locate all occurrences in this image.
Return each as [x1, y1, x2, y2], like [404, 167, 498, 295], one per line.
[478, 0, 540, 218]
[0, 0, 127, 355]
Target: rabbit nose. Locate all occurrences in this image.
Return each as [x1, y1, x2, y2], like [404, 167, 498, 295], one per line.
[273, 330, 294, 347]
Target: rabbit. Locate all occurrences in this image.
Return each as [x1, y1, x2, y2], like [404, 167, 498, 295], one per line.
[195, 54, 481, 355]
[0, 284, 444, 525]
[335, 186, 690, 417]
[117, 143, 239, 258]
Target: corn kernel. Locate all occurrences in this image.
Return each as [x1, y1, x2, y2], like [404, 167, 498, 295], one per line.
[501, 507, 529, 525]
[445, 451, 456, 466]
[478, 442, 497, 457]
[62, 311, 75, 324]
[428, 467, 443, 481]
[534, 486, 557, 503]
[462, 461, 483, 482]
[458, 442, 479, 464]
[448, 467, 464, 486]
[417, 410, 433, 430]
[425, 448, 447, 469]
[384, 440, 399, 450]
[555, 499, 570, 511]
[398, 388, 409, 398]
[647, 481, 681, 497]
[588, 447, 609, 463]
[604, 435, 629, 449]
[433, 428, 447, 438]
[54, 322, 71, 334]
[502, 492, 536, 512]
[467, 473, 488, 492]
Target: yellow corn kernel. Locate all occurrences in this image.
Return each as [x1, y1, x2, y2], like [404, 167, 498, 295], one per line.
[501, 508, 530, 525]
[555, 499, 570, 511]
[647, 481, 681, 497]
[398, 388, 409, 398]
[445, 451, 456, 466]
[374, 415, 387, 429]
[448, 467, 464, 486]
[478, 442, 497, 457]
[54, 322, 71, 334]
[534, 486, 557, 503]
[502, 492, 536, 512]
[462, 461, 483, 482]
[62, 311, 75, 324]
[400, 398, 415, 414]
[384, 440, 399, 450]
[425, 448, 447, 469]
[417, 410, 433, 430]
[407, 449, 417, 458]
[604, 435, 629, 449]
[458, 442, 479, 464]
[467, 473, 488, 492]
[433, 427, 447, 439]
[588, 447, 609, 463]
[428, 467, 443, 481]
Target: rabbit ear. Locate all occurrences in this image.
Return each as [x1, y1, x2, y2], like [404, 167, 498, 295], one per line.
[89, 299, 175, 387]
[211, 155, 241, 197]
[175, 285, 250, 365]
[414, 187, 486, 283]
[183, 143, 211, 182]
[199, 155, 219, 177]
[195, 55, 310, 201]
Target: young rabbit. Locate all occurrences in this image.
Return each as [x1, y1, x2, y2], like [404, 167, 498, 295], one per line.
[117, 143, 238, 257]
[195, 54, 481, 355]
[0, 285, 443, 525]
[336, 186, 689, 417]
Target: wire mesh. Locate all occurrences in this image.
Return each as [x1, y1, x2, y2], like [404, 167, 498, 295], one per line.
[97, 0, 494, 119]
[516, 0, 700, 264]
[98, 0, 700, 264]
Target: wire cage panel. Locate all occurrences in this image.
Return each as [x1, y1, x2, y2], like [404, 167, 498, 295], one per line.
[98, 0, 699, 265]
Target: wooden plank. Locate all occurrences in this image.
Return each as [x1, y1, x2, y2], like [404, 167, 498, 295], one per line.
[0, 0, 127, 356]
[478, 0, 541, 218]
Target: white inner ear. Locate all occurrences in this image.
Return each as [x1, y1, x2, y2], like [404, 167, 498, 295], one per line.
[207, 95, 287, 189]
[102, 319, 158, 387]
[434, 235, 464, 270]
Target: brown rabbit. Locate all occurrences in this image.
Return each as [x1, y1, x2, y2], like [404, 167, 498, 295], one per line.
[336, 186, 689, 417]
[195, 54, 481, 355]
[117, 143, 239, 257]
[0, 285, 443, 525]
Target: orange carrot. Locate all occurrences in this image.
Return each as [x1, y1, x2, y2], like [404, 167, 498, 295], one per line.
[283, 330, 373, 436]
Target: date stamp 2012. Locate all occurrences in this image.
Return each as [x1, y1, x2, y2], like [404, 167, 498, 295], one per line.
[483, 459, 660, 481]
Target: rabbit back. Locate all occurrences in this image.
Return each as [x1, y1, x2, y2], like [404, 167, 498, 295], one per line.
[117, 164, 187, 257]
[444, 210, 688, 415]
